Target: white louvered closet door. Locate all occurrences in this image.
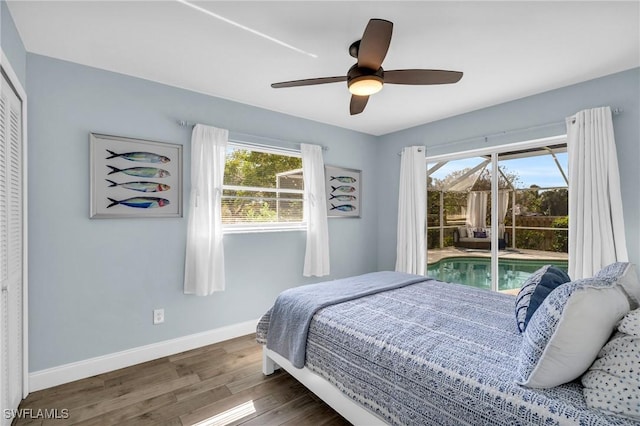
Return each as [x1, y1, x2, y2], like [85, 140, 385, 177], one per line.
[0, 69, 23, 424]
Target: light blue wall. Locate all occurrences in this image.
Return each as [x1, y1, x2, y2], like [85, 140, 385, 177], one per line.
[26, 53, 379, 371]
[376, 68, 640, 272]
[1, 0, 26, 87]
[18, 8, 640, 372]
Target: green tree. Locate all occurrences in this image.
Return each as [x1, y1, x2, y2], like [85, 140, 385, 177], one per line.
[224, 150, 302, 188]
[551, 216, 569, 252]
[517, 185, 542, 215]
[540, 189, 568, 216]
[223, 149, 303, 223]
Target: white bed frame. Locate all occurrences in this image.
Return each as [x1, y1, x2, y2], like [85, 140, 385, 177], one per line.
[262, 346, 386, 425]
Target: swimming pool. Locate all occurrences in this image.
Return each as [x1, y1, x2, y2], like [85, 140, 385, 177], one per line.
[427, 257, 568, 291]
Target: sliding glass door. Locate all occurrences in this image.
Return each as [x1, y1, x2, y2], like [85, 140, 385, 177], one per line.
[426, 155, 494, 290]
[425, 136, 568, 293]
[496, 144, 569, 293]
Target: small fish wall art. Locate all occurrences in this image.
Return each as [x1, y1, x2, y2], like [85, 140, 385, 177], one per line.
[106, 180, 171, 193]
[106, 165, 171, 178]
[106, 150, 170, 163]
[90, 133, 182, 218]
[107, 196, 170, 209]
[325, 165, 361, 218]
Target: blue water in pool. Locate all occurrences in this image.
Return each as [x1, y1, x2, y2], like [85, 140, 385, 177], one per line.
[427, 257, 568, 291]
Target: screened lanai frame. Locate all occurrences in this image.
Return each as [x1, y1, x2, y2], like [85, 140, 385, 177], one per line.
[425, 134, 569, 292]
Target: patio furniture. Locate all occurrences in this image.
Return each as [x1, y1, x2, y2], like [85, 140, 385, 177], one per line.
[453, 227, 509, 250]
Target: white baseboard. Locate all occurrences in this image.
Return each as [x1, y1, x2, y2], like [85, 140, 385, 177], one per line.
[29, 318, 259, 392]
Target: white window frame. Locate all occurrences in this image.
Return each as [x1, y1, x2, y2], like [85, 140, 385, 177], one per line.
[222, 141, 306, 234]
[426, 134, 568, 291]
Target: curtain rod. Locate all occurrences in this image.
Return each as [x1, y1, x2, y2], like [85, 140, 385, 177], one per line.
[177, 120, 328, 151]
[397, 107, 623, 156]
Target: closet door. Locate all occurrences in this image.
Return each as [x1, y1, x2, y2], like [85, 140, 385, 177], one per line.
[0, 69, 24, 424]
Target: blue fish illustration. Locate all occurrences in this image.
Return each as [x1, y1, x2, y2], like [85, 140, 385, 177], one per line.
[330, 176, 356, 183]
[330, 204, 356, 212]
[331, 185, 355, 193]
[107, 197, 170, 209]
[329, 194, 356, 202]
[106, 179, 170, 193]
[107, 165, 170, 178]
[106, 150, 170, 163]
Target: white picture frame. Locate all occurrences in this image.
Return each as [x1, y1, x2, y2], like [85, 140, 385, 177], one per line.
[90, 133, 182, 218]
[325, 165, 361, 218]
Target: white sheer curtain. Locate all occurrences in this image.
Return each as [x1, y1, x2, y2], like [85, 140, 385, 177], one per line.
[497, 190, 510, 236]
[567, 106, 628, 279]
[301, 143, 330, 277]
[466, 191, 488, 229]
[396, 146, 426, 275]
[184, 124, 228, 295]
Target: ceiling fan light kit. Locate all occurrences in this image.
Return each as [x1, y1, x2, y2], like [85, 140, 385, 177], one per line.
[347, 66, 384, 96]
[348, 77, 383, 96]
[271, 18, 463, 115]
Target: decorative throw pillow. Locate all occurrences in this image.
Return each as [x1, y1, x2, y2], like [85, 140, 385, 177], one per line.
[473, 231, 487, 238]
[515, 276, 632, 388]
[582, 308, 640, 420]
[594, 262, 640, 310]
[483, 227, 491, 239]
[619, 307, 640, 335]
[458, 226, 468, 238]
[515, 265, 571, 333]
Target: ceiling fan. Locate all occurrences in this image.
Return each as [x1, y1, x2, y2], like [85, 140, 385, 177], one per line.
[271, 19, 463, 115]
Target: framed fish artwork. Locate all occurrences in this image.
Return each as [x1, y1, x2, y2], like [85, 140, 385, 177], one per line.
[90, 133, 183, 218]
[325, 165, 361, 218]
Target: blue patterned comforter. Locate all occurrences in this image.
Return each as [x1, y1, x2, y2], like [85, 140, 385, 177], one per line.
[257, 276, 634, 425]
[266, 271, 429, 368]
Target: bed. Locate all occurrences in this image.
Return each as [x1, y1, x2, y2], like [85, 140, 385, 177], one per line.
[256, 271, 636, 425]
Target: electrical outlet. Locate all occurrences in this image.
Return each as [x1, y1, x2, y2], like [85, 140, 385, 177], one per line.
[153, 308, 164, 325]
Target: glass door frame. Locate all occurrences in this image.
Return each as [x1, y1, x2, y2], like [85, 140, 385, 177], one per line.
[425, 134, 567, 292]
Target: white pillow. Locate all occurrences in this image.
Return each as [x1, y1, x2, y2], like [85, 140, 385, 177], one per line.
[458, 226, 467, 238]
[582, 309, 640, 420]
[595, 262, 640, 309]
[619, 307, 640, 335]
[515, 276, 632, 388]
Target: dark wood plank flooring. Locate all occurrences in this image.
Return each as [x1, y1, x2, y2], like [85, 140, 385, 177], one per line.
[15, 334, 351, 425]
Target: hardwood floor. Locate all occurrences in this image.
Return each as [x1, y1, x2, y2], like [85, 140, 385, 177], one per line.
[15, 334, 351, 425]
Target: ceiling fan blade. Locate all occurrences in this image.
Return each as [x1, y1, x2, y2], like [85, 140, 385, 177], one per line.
[384, 69, 463, 85]
[271, 76, 347, 88]
[357, 19, 393, 70]
[350, 95, 369, 115]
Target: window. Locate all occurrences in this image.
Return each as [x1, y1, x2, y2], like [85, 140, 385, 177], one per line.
[222, 143, 304, 232]
[425, 136, 569, 292]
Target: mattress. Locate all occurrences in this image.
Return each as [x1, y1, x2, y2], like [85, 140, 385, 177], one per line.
[257, 278, 634, 425]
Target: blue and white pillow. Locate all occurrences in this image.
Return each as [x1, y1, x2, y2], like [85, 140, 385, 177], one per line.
[516, 276, 632, 388]
[595, 262, 640, 309]
[582, 308, 640, 420]
[514, 265, 570, 333]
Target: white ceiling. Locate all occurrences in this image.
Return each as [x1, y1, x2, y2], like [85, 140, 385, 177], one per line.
[7, 1, 640, 136]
